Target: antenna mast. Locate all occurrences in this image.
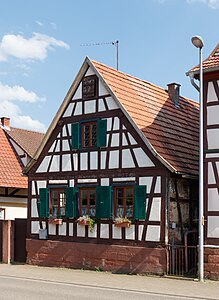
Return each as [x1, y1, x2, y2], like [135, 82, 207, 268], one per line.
[81, 40, 119, 70]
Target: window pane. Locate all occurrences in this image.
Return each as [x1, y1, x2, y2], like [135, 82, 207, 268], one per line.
[126, 188, 134, 206]
[117, 188, 124, 206]
[84, 125, 90, 147]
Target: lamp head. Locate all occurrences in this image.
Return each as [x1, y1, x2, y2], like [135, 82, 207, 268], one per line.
[191, 36, 204, 49]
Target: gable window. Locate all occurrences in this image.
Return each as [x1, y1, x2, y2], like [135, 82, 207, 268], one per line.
[71, 119, 107, 150]
[80, 188, 96, 217]
[82, 122, 97, 148]
[114, 186, 134, 218]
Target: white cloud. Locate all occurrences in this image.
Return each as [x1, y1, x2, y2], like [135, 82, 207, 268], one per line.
[187, 0, 219, 8]
[0, 82, 46, 132]
[0, 82, 45, 103]
[0, 32, 70, 62]
[36, 20, 44, 27]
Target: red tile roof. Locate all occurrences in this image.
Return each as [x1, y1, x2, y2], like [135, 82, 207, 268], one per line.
[6, 127, 44, 157]
[92, 60, 199, 176]
[189, 43, 219, 73]
[0, 127, 27, 188]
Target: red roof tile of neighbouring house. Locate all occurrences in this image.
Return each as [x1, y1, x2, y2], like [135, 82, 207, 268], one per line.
[189, 43, 219, 74]
[0, 127, 27, 188]
[92, 60, 199, 176]
[6, 127, 44, 158]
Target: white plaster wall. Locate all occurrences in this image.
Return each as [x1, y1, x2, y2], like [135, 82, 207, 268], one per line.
[139, 176, 153, 192]
[106, 96, 119, 110]
[62, 154, 71, 171]
[208, 188, 219, 211]
[36, 180, 47, 193]
[133, 148, 155, 167]
[73, 82, 82, 99]
[122, 133, 128, 146]
[73, 153, 78, 171]
[36, 156, 51, 173]
[98, 98, 106, 112]
[100, 151, 107, 169]
[122, 149, 135, 168]
[90, 151, 98, 170]
[80, 152, 88, 170]
[74, 102, 82, 115]
[208, 162, 216, 184]
[107, 118, 112, 131]
[128, 133, 137, 145]
[31, 199, 38, 218]
[59, 223, 66, 236]
[207, 129, 219, 149]
[99, 82, 108, 96]
[208, 216, 219, 238]
[155, 176, 161, 193]
[112, 226, 122, 239]
[88, 224, 97, 238]
[207, 81, 218, 103]
[31, 182, 36, 195]
[207, 105, 219, 126]
[85, 68, 95, 77]
[146, 225, 160, 242]
[54, 140, 60, 152]
[113, 117, 120, 130]
[101, 178, 109, 186]
[0, 206, 27, 220]
[85, 100, 96, 114]
[100, 224, 109, 238]
[50, 155, 60, 172]
[62, 140, 70, 151]
[77, 224, 86, 237]
[125, 226, 135, 240]
[111, 133, 120, 147]
[63, 102, 75, 118]
[48, 224, 56, 235]
[149, 198, 161, 221]
[138, 225, 144, 241]
[109, 150, 119, 168]
[69, 223, 74, 236]
[31, 221, 40, 234]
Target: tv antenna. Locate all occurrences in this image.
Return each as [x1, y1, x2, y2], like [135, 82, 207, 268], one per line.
[81, 40, 119, 70]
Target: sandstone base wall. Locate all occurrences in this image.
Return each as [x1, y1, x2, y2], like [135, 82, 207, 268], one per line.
[26, 239, 167, 275]
[205, 247, 219, 280]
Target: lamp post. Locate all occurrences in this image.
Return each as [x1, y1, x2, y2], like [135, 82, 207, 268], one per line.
[191, 35, 204, 282]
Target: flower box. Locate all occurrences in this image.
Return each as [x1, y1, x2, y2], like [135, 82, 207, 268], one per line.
[48, 218, 63, 225]
[78, 219, 90, 226]
[114, 221, 131, 228]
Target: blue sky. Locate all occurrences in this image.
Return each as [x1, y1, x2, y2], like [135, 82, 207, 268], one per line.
[0, 0, 219, 132]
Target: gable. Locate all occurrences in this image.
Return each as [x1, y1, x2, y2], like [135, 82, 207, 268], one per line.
[31, 66, 161, 176]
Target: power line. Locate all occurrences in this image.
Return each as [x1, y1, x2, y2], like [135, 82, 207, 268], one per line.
[81, 40, 119, 70]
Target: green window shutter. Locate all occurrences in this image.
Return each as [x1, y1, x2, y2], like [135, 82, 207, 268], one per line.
[97, 119, 107, 147]
[39, 188, 49, 218]
[71, 123, 80, 149]
[134, 185, 147, 220]
[65, 187, 78, 218]
[96, 186, 112, 218]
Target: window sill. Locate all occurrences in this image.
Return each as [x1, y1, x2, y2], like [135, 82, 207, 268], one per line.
[48, 218, 63, 225]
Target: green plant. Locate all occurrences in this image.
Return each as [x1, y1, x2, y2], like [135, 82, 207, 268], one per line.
[77, 215, 95, 232]
[114, 216, 132, 224]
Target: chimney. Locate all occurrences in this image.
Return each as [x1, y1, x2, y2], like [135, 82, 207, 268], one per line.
[167, 83, 181, 107]
[1, 117, 10, 129]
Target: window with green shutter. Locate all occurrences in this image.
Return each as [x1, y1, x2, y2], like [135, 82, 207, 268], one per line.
[97, 119, 107, 147]
[71, 122, 80, 149]
[134, 185, 147, 220]
[39, 188, 49, 218]
[96, 186, 112, 219]
[65, 187, 78, 218]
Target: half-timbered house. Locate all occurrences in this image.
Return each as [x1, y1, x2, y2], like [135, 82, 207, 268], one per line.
[188, 43, 219, 280]
[24, 58, 199, 275]
[0, 117, 44, 220]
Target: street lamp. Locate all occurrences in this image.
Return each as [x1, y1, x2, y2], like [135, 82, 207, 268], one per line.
[191, 35, 204, 282]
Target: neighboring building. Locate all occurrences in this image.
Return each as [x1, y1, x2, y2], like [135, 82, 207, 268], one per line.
[0, 117, 44, 220]
[188, 43, 219, 280]
[24, 58, 199, 275]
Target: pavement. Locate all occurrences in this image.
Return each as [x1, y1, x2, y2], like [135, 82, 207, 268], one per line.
[0, 263, 219, 299]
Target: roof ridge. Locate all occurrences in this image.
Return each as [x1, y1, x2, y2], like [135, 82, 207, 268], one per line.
[10, 126, 45, 135]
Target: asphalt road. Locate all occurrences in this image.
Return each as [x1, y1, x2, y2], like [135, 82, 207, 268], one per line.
[0, 264, 219, 300]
